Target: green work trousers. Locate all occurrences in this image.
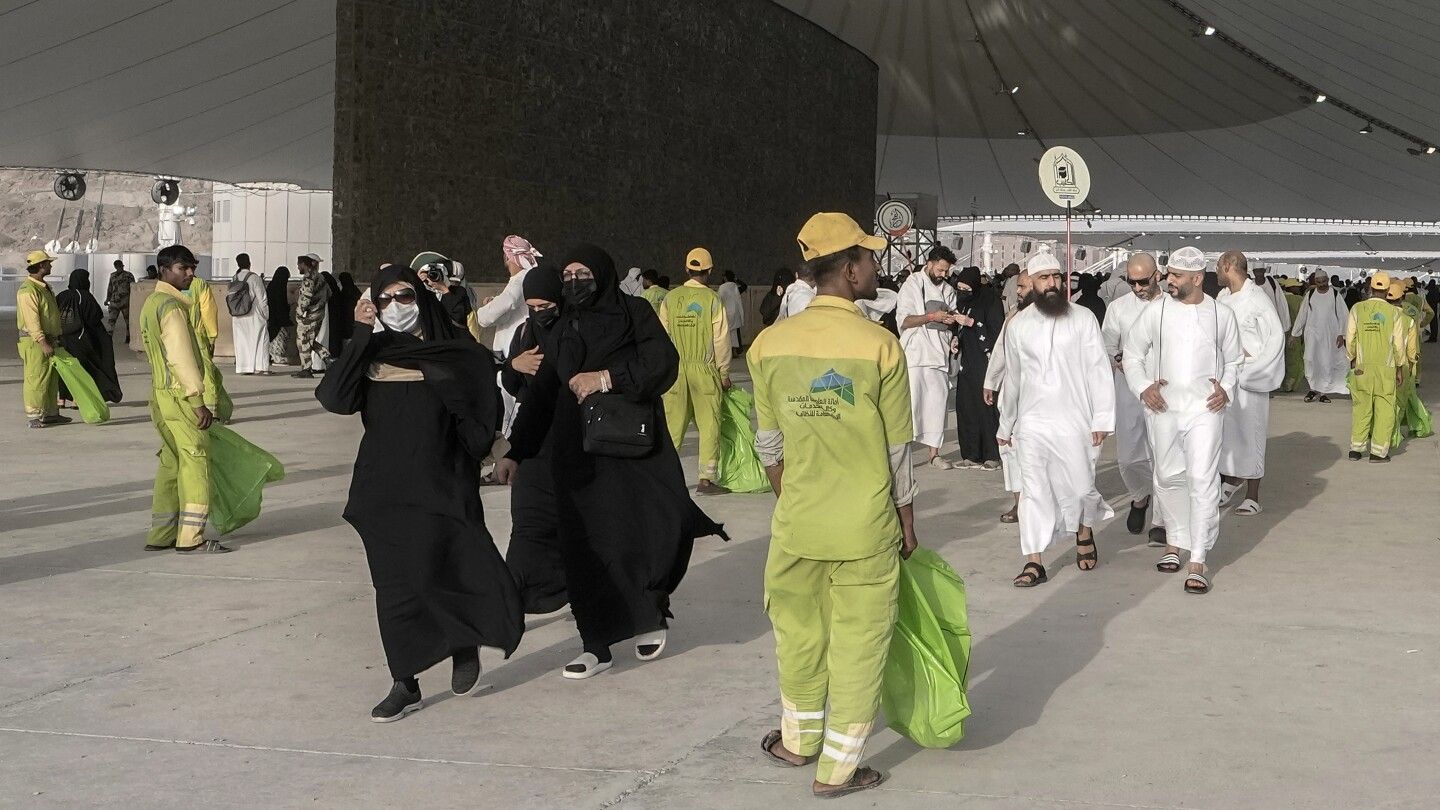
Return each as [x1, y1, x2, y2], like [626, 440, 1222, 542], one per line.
[1349, 365, 1397, 458]
[663, 363, 722, 480]
[1282, 337, 1305, 393]
[765, 542, 899, 786]
[17, 338, 59, 419]
[147, 392, 212, 549]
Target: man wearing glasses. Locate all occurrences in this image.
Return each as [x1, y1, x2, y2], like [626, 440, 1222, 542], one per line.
[1100, 252, 1166, 543]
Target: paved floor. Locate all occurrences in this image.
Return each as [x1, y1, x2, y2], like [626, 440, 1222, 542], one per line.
[1, 326, 1438, 808]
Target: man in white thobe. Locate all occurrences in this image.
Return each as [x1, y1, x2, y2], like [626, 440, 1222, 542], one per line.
[475, 235, 542, 435]
[776, 267, 817, 320]
[1250, 265, 1291, 333]
[997, 250, 1114, 588]
[897, 246, 959, 469]
[717, 273, 746, 349]
[1290, 269, 1349, 401]
[984, 269, 1032, 524]
[1123, 246, 1242, 594]
[230, 253, 270, 375]
[1100, 252, 1165, 541]
[1216, 251, 1285, 516]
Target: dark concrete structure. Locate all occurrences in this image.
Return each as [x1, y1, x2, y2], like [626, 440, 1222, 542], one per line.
[333, 0, 877, 282]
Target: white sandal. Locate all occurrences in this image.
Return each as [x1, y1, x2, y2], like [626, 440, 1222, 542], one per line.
[562, 653, 613, 680]
[1234, 498, 1263, 516]
[635, 630, 667, 661]
[927, 456, 954, 470]
[1219, 482, 1241, 506]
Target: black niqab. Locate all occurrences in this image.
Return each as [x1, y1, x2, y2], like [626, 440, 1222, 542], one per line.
[266, 266, 293, 338]
[549, 244, 636, 382]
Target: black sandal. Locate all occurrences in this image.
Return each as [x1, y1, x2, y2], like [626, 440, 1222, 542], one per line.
[814, 766, 887, 799]
[1319, 395, 1332, 403]
[1013, 561, 1047, 587]
[1075, 532, 1098, 571]
[1304, 391, 1318, 402]
[760, 729, 807, 767]
[999, 507, 1018, 524]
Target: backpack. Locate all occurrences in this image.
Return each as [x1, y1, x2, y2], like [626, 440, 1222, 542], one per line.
[226, 273, 254, 317]
[58, 292, 84, 336]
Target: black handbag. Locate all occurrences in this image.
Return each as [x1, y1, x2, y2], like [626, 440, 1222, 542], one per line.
[581, 393, 657, 458]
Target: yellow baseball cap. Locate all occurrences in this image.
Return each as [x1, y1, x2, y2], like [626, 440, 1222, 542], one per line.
[796, 212, 886, 262]
[1370, 271, 1392, 291]
[25, 249, 56, 268]
[1387, 279, 1406, 301]
[685, 247, 713, 272]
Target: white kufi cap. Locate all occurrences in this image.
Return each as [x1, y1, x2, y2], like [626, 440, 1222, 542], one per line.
[1167, 246, 1207, 273]
[1026, 245, 1062, 275]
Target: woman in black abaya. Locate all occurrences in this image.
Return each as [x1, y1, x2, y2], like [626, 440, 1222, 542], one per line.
[266, 266, 294, 365]
[499, 264, 567, 615]
[496, 245, 726, 680]
[55, 268, 122, 404]
[316, 263, 523, 722]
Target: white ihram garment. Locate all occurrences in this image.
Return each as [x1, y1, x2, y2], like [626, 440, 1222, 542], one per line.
[1217, 281, 1286, 479]
[474, 269, 530, 435]
[718, 281, 745, 348]
[775, 280, 816, 320]
[1123, 296, 1242, 564]
[231, 270, 270, 374]
[1100, 291, 1161, 504]
[997, 304, 1115, 555]
[985, 321, 1022, 493]
[1290, 288, 1349, 395]
[897, 274, 957, 448]
[1255, 277, 1292, 332]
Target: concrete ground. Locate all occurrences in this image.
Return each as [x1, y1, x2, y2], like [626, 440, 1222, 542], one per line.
[1, 323, 1438, 809]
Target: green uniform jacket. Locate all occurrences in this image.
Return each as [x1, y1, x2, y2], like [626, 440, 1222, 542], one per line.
[659, 279, 731, 374]
[141, 282, 208, 410]
[16, 276, 60, 342]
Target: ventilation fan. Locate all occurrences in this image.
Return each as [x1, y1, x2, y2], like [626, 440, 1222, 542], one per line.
[53, 172, 86, 201]
[151, 178, 181, 205]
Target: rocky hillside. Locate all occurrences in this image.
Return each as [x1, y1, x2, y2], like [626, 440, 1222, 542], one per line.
[0, 168, 212, 271]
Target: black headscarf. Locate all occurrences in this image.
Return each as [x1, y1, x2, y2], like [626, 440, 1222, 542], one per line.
[548, 244, 636, 381]
[318, 263, 500, 457]
[522, 261, 563, 303]
[954, 266, 982, 301]
[266, 266, 293, 338]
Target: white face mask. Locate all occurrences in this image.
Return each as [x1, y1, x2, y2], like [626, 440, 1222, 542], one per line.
[380, 301, 420, 333]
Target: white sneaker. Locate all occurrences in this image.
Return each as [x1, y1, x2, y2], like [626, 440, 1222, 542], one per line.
[927, 456, 955, 470]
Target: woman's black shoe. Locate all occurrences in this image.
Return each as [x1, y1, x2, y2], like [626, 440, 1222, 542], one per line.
[370, 680, 422, 723]
[452, 648, 483, 696]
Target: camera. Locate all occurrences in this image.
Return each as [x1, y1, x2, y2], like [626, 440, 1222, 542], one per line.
[419, 263, 448, 283]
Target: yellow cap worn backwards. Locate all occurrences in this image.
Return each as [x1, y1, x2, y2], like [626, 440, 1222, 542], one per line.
[796, 212, 887, 262]
[1370, 271, 1392, 291]
[25, 249, 56, 268]
[685, 247, 713, 272]
[1387, 279, 1406, 301]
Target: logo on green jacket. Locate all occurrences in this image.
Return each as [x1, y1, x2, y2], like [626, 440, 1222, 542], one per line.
[686, 301, 703, 315]
[810, 369, 855, 405]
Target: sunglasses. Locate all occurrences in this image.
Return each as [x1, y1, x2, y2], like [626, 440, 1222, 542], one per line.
[1126, 275, 1157, 287]
[374, 289, 417, 309]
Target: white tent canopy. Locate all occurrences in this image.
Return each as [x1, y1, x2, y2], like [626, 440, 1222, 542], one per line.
[1, 0, 1437, 224]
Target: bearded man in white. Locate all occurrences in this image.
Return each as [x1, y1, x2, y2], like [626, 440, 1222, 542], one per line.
[997, 248, 1114, 588]
[1290, 268, 1349, 402]
[897, 245, 959, 468]
[1122, 246, 1242, 595]
[1215, 251, 1285, 516]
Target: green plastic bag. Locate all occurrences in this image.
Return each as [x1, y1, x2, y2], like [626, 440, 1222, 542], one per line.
[716, 387, 771, 493]
[881, 547, 972, 748]
[208, 424, 285, 536]
[51, 351, 110, 424]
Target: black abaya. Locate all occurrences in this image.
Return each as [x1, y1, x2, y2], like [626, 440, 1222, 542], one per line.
[316, 294, 523, 679]
[55, 271, 122, 403]
[506, 246, 725, 651]
[953, 274, 1005, 464]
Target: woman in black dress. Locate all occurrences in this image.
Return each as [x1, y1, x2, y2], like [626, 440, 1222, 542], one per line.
[55, 268, 122, 404]
[496, 245, 726, 680]
[499, 264, 567, 615]
[265, 266, 294, 364]
[316, 263, 523, 722]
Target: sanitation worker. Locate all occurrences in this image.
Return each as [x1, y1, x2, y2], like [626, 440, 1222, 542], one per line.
[1344, 272, 1406, 463]
[140, 244, 230, 553]
[660, 247, 732, 495]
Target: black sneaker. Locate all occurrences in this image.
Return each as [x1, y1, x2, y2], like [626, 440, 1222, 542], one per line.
[451, 648, 483, 696]
[370, 680, 422, 723]
[1370, 454, 1391, 463]
[40, 414, 73, 425]
[176, 539, 233, 554]
[1147, 527, 1167, 548]
[291, 369, 314, 379]
[1126, 500, 1150, 535]
[1347, 451, 1363, 461]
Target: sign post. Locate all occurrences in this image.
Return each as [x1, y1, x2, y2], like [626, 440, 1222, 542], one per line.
[1037, 146, 1091, 296]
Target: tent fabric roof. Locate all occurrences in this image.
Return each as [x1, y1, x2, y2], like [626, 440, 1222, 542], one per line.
[0, 0, 1436, 223]
[778, 0, 1440, 220]
[0, 0, 334, 189]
